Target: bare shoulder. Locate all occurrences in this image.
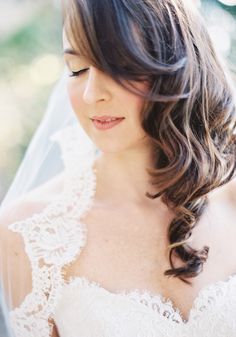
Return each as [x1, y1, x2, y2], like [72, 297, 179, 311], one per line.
[0, 172, 66, 308]
[192, 178, 236, 277]
[0, 172, 65, 241]
[0, 171, 65, 220]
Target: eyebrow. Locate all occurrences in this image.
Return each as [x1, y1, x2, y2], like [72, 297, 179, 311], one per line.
[63, 48, 80, 56]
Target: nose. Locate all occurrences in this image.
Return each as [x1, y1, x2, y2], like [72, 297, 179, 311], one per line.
[82, 66, 111, 105]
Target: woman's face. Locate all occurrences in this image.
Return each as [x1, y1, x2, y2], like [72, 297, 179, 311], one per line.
[63, 31, 151, 154]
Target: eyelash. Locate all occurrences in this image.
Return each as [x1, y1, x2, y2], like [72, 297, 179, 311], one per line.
[68, 68, 89, 77]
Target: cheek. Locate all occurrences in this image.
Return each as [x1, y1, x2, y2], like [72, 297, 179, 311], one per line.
[67, 81, 84, 112]
[122, 89, 147, 127]
[121, 81, 149, 115]
[66, 82, 90, 132]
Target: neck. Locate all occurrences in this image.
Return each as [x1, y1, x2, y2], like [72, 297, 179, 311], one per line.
[94, 143, 158, 206]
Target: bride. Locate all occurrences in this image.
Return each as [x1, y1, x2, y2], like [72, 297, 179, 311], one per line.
[0, 0, 236, 336]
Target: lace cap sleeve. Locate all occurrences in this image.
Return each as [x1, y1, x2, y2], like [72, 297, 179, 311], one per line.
[8, 124, 98, 337]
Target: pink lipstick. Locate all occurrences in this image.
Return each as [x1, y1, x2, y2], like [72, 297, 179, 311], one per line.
[91, 116, 125, 130]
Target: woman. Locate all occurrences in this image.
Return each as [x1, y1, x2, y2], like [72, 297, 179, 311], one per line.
[0, 0, 236, 336]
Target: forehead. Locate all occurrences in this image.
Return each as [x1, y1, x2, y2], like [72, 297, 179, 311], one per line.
[62, 28, 71, 48]
[62, 28, 82, 58]
[62, 27, 83, 57]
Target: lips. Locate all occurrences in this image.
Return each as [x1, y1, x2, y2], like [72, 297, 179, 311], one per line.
[91, 116, 125, 130]
[91, 116, 125, 122]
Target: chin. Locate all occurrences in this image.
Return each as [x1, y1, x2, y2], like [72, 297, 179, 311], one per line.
[94, 144, 126, 154]
[93, 140, 138, 154]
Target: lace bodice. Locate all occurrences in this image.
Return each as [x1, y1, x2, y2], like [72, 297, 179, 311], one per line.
[54, 275, 236, 337]
[7, 125, 236, 337]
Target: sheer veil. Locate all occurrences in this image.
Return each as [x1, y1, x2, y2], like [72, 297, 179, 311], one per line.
[0, 66, 99, 321]
[0, 68, 97, 211]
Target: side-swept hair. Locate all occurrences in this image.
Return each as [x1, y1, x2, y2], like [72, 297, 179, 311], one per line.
[63, 0, 236, 284]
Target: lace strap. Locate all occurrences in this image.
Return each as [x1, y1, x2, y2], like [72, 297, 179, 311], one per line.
[8, 124, 98, 337]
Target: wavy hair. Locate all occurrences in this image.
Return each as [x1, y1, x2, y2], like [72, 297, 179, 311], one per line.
[62, 0, 236, 284]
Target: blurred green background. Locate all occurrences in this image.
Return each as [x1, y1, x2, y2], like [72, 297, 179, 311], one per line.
[0, 0, 236, 202]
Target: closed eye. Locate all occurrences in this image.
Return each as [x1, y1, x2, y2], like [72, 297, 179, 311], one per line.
[69, 68, 89, 77]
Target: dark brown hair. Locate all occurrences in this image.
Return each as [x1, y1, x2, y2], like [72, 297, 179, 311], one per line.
[62, 0, 236, 284]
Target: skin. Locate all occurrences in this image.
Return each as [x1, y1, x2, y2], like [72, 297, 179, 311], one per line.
[62, 30, 159, 207]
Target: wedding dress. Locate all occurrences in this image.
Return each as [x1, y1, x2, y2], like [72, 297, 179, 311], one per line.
[5, 124, 236, 337]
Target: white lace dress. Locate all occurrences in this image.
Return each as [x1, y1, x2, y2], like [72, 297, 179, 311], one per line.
[7, 125, 236, 337]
